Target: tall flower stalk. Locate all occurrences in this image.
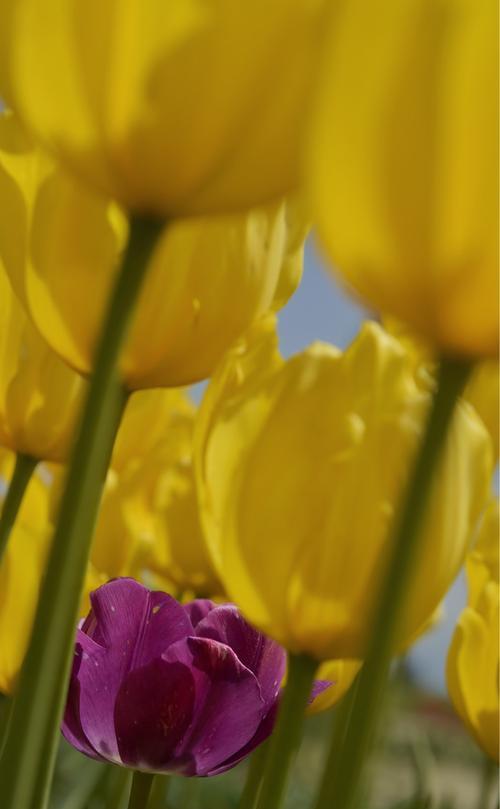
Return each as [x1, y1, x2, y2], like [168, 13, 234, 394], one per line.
[314, 356, 473, 809]
[0, 217, 163, 809]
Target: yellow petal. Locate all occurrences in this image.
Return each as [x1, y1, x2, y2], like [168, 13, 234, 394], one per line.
[196, 320, 492, 658]
[447, 580, 499, 762]
[308, 0, 498, 358]
[0, 114, 307, 389]
[5, 0, 326, 215]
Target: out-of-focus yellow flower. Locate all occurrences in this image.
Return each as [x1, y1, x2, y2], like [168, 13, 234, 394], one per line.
[2, 0, 326, 216]
[465, 363, 499, 460]
[385, 319, 499, 461]
[0, 112, 306, 389]
[447, 578, 499, 762]
[308, 0, 498, 358]
[94, 393, 221, 596]
[308, 660, 362, 714]
[0, 263, 84, 463]
[195, 317, 491, 660]
[0, 481, 105, 694]
[111, 388, 194, 473]
[466, 499, 499, 607]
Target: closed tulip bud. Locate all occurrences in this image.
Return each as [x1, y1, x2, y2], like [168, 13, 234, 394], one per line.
[0, 112, 306, 389]
[447, 578, 499, 761]
[0, 263, 84, 463]
[308, 0, 498, 358]
[195, 318, 492, 659]
[2, 0, 325, 216]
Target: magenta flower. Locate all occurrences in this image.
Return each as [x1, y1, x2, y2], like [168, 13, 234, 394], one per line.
[62, 579, 301, 776]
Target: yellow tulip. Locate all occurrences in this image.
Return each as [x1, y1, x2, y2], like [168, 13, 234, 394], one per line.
[2, 0, 325, 216]
[447, 578, 499, 762]
[111, 387, 194, 473]
[308, 0, 498, 358]
[0, 112, 306, 389]
[466, 499, 499, 607]
[195, 317, 491, 659]
[308, 660, 361, 714]
[0, 262, 84, 463]
[94, 394, 221, 596]
[465, 363, 499, 460]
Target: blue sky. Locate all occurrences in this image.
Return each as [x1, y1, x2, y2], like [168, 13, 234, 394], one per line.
[277, 236, 467, 695]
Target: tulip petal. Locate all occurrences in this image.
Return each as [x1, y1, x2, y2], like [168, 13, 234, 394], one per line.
[114, 657, 195, 772]
[74, 580, 192, 760]
[165, 636, 265, 775]
[195, 604, 286, 711]
[61, 631, 106, 761]
[85, 579, 191, 665]
[183, 599, 218, 629]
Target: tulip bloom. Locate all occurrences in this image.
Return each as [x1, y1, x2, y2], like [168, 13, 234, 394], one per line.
[0, 112, 306, 389]
[2, 0, 325, 215]
[0, 458, 102, 693]
[63, 579, 299, 775]
[97, 397, 221, 596]
[308, 0, 498, 358]
[0, 263, 84, 463]
[447, 504, 499, 762]
[195, 318, 491, 659]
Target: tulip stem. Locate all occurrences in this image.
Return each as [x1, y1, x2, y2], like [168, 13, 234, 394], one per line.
[254, 653, 317, 809]
[128, 771, 155, 809]
[477, 755, 498, 809]
[0, 216, 164, 809]
[313, 355, 473, 809]
[238, 741, 269, 809]
[0, 453, 37, 564]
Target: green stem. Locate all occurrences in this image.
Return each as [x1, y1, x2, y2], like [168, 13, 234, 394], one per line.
[254, 653, 317, 809]
[477, 756, 498, 809]
[314, 355, 473, 809]
[0, 453, 37, 564]
[238, 741, 269, 809]
[0, 217, 164, 809]
[128, 771, 155, 809]
[147, 774, 171, 809]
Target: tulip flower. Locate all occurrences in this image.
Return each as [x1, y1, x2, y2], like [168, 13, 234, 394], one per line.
[0, 262, 84, 463]
[447, 533, 499, 762]
[63, 578, 331, 775]
[0, 112, 306, 390]
[0, 460, 102, 694]
[1, 0, 325, 216]
[465, 499, 499, 610]
[308, 0, 498, 358]
[99, 398, 221, 596]
[465, 363, 499, 460]
[195, 317, 491, 660]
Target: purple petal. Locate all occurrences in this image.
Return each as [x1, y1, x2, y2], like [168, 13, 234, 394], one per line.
[207, 702, 279, 776]
[114, 658, 195, 772]
[195, 605, 286, 711]
[73, 580, 192, 762]
[61, 632, 106, 761]
[207, 678, 334, 776]
[164, 636, 265, 776]
[183, 599, 218, 629]
[309, 680, 333, 704]
[85, 579, 191, 667]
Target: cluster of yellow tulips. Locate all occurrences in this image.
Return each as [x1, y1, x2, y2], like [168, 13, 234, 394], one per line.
[0, 2, 497, 809]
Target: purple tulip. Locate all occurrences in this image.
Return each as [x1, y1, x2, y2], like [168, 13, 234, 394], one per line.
[62, 579, 328, 776]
